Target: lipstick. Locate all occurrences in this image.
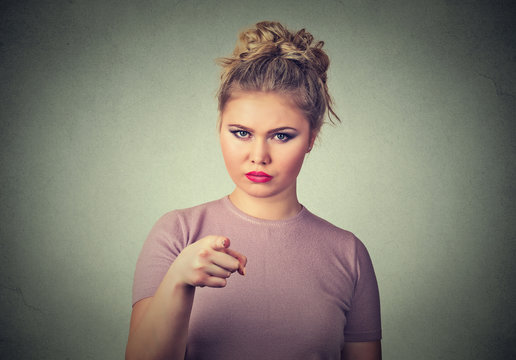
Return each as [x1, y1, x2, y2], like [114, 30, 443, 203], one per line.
[246, 171, 273, 183]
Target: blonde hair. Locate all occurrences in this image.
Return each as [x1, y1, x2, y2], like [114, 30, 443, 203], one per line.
[217, 21, 340, 135]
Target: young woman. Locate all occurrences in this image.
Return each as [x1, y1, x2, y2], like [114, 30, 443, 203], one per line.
[126, 21, 381, 360]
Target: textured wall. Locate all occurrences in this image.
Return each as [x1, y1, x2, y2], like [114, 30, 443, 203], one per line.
[1, 0, 515, 359]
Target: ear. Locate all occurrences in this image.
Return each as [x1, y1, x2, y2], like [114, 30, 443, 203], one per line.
[307, 130, 318, 153]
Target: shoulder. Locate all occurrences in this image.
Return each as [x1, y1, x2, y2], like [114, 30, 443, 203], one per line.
[302, 208, 357, 242]
[148, 197, 228, 243]
[156, 197, 226, 227]
[301, 208, 370, 258]
[138, 198, 226, 255]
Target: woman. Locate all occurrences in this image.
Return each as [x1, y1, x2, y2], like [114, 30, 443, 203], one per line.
[126, 21, 381, 360]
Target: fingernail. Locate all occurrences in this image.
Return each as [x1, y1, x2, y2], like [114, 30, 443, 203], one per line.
[242, 267, 246, 276]
[221, 239, 226, 247]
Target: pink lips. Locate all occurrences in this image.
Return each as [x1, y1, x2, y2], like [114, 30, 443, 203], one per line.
[246, 171, 273, 183]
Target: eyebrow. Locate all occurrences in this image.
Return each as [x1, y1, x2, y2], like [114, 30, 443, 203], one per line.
[226, 124, 299, 134]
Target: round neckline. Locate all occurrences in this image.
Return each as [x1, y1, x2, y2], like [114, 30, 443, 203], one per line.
[221, 195, 309, 226]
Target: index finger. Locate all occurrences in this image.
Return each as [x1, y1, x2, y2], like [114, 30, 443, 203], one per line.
[210, 236, 230, 251]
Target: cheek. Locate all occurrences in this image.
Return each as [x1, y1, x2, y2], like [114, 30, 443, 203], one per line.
[277, 146, 307, 176]
[220, 138, 243, 170]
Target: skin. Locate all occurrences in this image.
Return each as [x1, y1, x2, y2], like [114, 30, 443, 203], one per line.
[126, 236, 247, 360]
[341, 341, 382, 360]
[125, 90, 381, 359]
[219, 91, 317, 220]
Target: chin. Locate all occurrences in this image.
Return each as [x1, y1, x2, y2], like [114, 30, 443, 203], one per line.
[242, 187, 277, 199]
[239, 183, 294, 200]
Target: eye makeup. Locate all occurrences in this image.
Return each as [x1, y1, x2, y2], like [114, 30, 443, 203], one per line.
[227, 124, 299, 143]
[230, 129, 251, 140]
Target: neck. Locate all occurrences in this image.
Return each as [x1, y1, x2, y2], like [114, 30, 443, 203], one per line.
[228, 187, 302, 220]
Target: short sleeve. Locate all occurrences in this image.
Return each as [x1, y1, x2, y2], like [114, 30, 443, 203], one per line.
[343, 238, 382, 342]
[131, 211, 187, 306]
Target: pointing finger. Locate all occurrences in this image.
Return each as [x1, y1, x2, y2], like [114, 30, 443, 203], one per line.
[210, 236, 230, 251]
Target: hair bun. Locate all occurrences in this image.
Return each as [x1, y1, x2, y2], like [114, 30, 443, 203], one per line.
[217, 21, 340, 131]
[232, 21, 329, 81]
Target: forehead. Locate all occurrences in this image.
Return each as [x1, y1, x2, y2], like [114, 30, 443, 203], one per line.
[221, 91, 309, 130]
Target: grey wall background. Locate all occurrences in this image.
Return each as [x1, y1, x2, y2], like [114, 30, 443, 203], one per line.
[1, 0, 515, 359]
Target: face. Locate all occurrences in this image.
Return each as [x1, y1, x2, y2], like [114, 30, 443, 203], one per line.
[219, 91, 316, 201]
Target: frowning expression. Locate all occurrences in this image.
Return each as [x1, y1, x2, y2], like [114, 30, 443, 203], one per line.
[219, 91, 316, 200]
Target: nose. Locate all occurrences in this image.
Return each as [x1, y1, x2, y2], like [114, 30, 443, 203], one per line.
[250, 139, 271, 165]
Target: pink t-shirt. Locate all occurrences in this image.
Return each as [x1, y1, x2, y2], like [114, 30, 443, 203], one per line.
[132, 197, 381, 359]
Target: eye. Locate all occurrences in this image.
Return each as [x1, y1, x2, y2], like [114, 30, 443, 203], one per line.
[230, 130, 251, 139]
[273, 133, 292, 142]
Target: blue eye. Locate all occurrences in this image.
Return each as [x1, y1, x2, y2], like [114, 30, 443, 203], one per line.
[274, 133, 291, 142]
[230, 130, 250, 139]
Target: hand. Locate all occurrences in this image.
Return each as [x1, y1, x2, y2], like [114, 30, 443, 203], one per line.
[171, 235, 247, 288]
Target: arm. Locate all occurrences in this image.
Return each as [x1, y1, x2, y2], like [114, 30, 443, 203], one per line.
[341, 341, 382, 360]
[125, 236, 246, 360]
[342, 239, 382, 360]
[126, 266, 195, 360]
